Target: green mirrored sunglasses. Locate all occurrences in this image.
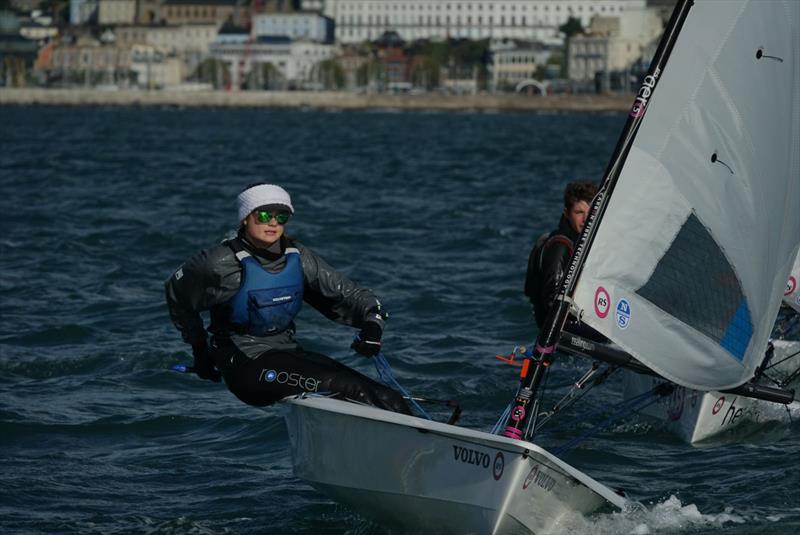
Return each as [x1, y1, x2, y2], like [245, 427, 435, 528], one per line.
[255, 210, 291, 225]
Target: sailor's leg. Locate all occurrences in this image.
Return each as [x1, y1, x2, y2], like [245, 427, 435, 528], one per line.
[220, 348, 410, 414]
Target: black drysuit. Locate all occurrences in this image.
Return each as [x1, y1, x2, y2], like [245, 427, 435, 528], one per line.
[524, 216, 606, 342]
[165, 233, 410, 413]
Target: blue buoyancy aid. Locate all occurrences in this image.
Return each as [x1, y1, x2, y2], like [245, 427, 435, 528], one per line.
[228, 246, 304, 335]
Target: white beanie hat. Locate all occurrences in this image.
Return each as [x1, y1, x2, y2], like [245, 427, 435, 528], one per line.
[237, 184, 294, 221]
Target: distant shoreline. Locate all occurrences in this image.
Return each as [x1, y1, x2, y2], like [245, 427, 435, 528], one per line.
[0, 88, 633, 113]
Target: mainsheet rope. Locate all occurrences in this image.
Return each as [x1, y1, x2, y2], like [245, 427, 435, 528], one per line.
[373, 350, 432, 420]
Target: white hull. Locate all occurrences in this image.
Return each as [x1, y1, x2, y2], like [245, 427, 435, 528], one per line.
[623, 342, 799, 446]
[282, 396, 628, 534]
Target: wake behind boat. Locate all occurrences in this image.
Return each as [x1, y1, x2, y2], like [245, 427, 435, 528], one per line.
[283, 395, 627, 535]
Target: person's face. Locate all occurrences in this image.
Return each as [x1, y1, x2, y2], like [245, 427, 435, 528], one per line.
[243, 208, 290, 247]
[565, 200, 590, 234]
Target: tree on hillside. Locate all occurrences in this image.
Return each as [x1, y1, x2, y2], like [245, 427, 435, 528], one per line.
[559, 16, 584, 39]
[315, 59, 345, 90]
[190, 58, 229, 89]
[246, 62, 283, 90]
[410, 56, 440, 90]
[405, 38, 489, 90]
[559, 16, 584, 78]
[356, 59, 384, 91]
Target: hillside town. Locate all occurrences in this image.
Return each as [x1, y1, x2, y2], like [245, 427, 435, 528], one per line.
[1, 0, 676, 95]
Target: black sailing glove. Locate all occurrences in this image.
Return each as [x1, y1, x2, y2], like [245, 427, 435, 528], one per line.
[192, 342, 221, 383]
[351, 322, 383, 358]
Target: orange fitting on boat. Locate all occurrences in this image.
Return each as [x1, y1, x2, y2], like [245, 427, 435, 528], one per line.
[495, 354, 522, 367]
[520, 359, 530, 378]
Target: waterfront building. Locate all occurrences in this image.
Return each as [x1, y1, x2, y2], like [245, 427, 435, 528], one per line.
[115, 23, 219, 76]
[567, 6, 661, 88]
[20, 19, 60, 42]
[98, 0, 137, 26]
[375, 33, 408, 89]
[129, 43, 184, 87]
[299, 0, 324, 12]
[136, 0, 161, 24]
[209, 30, 339, 89]
[1, 10, 39, 87]
[322, 0, 647, 45]
[252, 12, 334, 43]
[335, 46, 368, 89]
[489, 38, 552, 92]
[115, 23, 219, 54]
[160, 0, 249, 27]
[10, 0, 43, 11]
[49, 34, 133, 86]
[262, 0, 303, 12]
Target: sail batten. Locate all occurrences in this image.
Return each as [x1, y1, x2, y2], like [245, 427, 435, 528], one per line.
[571, 0, 800, 391]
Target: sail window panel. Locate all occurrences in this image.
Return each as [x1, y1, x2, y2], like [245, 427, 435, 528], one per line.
[636, 212, 752, 361]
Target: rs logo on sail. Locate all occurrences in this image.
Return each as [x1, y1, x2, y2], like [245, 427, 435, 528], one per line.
[630, 67, 661, 118]
[452, 445, 491, 468]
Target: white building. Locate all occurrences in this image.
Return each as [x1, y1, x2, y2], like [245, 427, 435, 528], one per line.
[130, 44, 184, 87]
[300, 0, 325, 11]
[252, 13, 334, 43]
[490, 39, 552, 91]
[324, 0, 647, 45]
[568, 7, 662, 84]
[20, 21, 59, 41]
[209, 35, 339, 88]
[144, 24, 219, 56]
[98, 0, 137, 25]
[114, 23, 219, 76]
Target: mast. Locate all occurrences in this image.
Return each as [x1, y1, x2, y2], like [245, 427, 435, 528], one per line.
[501, 0, 696, 442]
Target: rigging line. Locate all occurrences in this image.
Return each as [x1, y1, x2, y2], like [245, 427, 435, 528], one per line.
[763, 349, 800, 370]
[761, 348, 800, 387]
[492, 400, 513, 435]
[551, 388, 664, 456]
[534, 364, 609, 431]
[535, 364, 617, 432]
[527, 361, 552, 437]
[373, 351, 432, 420]
[778, 367, 800, 389]
[545, 384, 667, 438]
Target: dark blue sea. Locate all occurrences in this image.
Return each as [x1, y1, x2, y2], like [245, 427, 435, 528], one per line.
[1, 106, 798, 535]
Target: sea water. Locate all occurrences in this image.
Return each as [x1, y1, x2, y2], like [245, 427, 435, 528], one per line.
[1, 106, 797, 534]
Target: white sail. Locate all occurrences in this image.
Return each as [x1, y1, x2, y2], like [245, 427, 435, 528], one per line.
[572, 0, 800, 391]
[784, 248, 800, 313]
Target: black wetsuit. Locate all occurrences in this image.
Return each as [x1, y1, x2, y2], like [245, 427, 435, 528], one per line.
[165, 232, 410, 414]
[524, 215, 606, 342]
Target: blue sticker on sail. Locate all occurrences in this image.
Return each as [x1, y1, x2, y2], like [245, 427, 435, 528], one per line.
[719, 299, 752, 362]
[616, 299, 631, 330]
